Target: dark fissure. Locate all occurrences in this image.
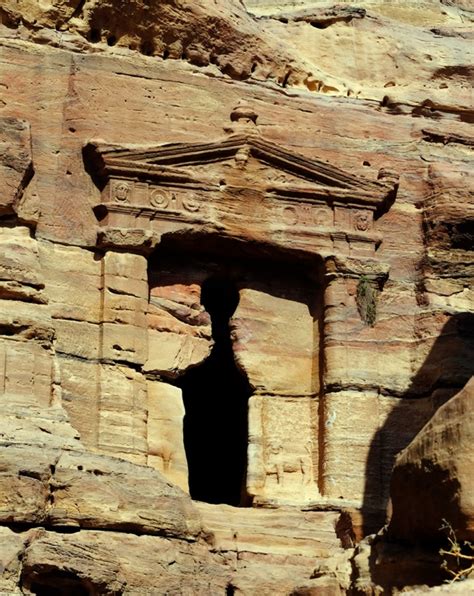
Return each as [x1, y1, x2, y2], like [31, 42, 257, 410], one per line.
[176, 276, 252, 506]
[26, 571, 91, 596]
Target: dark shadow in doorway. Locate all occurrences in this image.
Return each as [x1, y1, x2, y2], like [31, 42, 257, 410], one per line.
[176, 276, 253, 506]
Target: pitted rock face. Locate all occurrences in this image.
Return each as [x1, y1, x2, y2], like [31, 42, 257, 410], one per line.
[1, 0, 473, 105]
[0, 118, 34, 220]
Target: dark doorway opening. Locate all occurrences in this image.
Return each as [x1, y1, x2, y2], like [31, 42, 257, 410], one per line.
[25, 571, 92, 596]
[176, 276, 253, 506]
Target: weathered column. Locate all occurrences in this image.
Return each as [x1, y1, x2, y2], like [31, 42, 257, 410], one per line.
[98, 248, 149, 464]
[320, 256, 388, 504]
[147, 380, 188, 491]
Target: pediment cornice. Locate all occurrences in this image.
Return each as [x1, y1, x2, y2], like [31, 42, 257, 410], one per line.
[84, 105, 399, 260]
[84, 132, 398, 215]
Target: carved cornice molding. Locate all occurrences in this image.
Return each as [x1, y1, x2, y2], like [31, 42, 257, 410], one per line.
[85, 133, 397, 214]
[324, 254, 390, 282]
[84, 122, 399, 259]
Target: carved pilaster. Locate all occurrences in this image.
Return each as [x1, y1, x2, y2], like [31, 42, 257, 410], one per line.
[97, 250, 149, 462]
[319, 255, 389, 498]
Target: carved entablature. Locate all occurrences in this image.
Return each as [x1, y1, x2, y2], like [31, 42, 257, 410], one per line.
[85, 117, 398, 257]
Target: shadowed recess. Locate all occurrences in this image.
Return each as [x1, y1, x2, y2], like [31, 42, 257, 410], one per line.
[176, 276, 252, 506]
[25, 570, 92, 596]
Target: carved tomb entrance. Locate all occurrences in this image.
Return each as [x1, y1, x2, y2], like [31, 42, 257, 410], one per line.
[177, 274, 250, 506]
[146, 244, 322, 506]
[86, 105, 398, 506]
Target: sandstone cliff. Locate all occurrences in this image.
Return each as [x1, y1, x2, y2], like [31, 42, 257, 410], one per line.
[0, 0, 473, 593]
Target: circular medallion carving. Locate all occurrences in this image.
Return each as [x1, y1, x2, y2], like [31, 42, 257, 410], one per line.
[313, 208, 329, 226]
[149, 189, 170, 209]
[355, 212, 370, 232]
[282, 206, 298, 226]
[182, 196, 200, 212]
[114, 181, 130, 203]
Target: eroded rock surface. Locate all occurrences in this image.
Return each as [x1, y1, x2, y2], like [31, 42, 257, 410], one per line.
[0, 403, 202, 539]
[0, 0, 473, 593]
[389, 378, 474, 544]
[0, 0, 472, 110]
[0, 117, 34, 221]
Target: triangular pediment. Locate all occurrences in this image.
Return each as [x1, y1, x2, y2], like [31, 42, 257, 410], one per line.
[84, 133, 397, 214]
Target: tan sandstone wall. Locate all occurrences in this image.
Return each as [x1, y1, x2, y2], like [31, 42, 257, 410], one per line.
[0, 0, 473, 592]
[1, 20, 472, 500]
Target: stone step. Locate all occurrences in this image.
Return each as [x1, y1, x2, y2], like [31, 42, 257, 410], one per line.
[196, 502, 344, 558]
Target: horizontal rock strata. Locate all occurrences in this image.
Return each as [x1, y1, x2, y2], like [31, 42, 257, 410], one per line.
[0, 0, 473, 593]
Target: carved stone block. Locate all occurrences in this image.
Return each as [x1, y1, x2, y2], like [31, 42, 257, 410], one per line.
[232, 286, 318, 394]
[0, 118, 34, 221]
[147, 381, 188, 492]
[248, 394, 319, 503]
[54, 319, 101, 360]
[38, 242, 102, 323]
[0, 226, 45, 321]
[144, 331, 211, 379]
[144, 266, 212, 378]
[0, 339, 53, 407]
[98, 364, 148, 463]
[59, 357, 100, 448]
[101, 251, 148, 366]
[321, 391, 380, 503]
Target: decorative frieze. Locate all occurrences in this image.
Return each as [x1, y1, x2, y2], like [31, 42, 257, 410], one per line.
[279, 202, 333, 228]
[85, 113, 398, 257]
[104, 180, 205, 220]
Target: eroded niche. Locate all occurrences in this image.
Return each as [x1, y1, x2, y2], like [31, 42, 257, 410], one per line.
[144, 243, 323, 505]
[177, 275, 252, 506]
